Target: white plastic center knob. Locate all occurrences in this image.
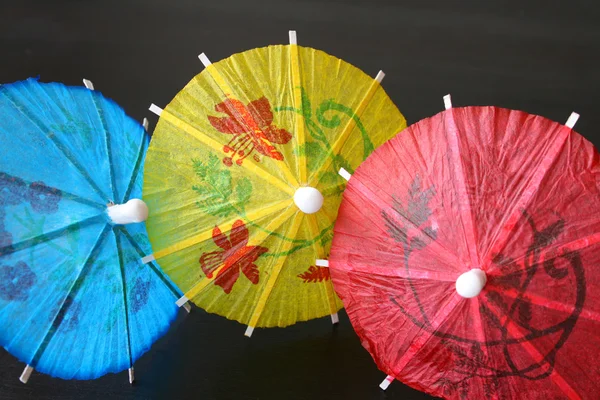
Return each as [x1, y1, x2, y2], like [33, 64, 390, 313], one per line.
[107, 199, 149, 224]
[293, 186, 324, 214]
[455, 268, 487, 298]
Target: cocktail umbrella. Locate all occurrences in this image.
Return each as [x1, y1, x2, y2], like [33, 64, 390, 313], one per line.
[142, 31, 406, 336]
[0, 78, 183, 382]
[327, 95, 600, 399]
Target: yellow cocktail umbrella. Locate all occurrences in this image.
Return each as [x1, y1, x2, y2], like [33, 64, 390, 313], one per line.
[142, 31, 406, 336]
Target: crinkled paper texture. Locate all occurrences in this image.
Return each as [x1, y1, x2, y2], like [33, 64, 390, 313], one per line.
[330, 106, 600, 399]
[0, 79, 180, 380]
[144, 44, 406, 328]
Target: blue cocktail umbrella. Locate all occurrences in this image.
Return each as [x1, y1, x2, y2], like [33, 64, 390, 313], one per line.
[0, 78, 184, 383]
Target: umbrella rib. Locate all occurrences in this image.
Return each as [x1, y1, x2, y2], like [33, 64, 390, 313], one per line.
[157, 108, 295, 195]
[1, 214, 104, 256]
[114, 230, 134, 372]
[331, 258, 457, 282]
[289, 38, 307, 184]
[0, 172, 104, 209]
[393, 293, 463, 375]
[483, 123, 572, 266]
[121, 129, 147, 203]
[308, 72, 385, 187]
[176, 204, 297, 308]
[147, 146, 293, 197]
[56, 191, 105, 210]
[118, 227, 183, 299]
[246, 211, 304, 333]
[349, 177, 463, 268]
[479, 296, 581, 399]
[0, 88, 110, 201]
[89, 91, 117, 201]
[29, 225, 111, 369]
[198, 60, 299, 189]
[488, 231, 600, 275]
[444, 107, 480, 269]
[148, 199, 291, 262]
[489, 287, 600, 324]
[471, 297, 491, 363]
[306, 213, 339, 319]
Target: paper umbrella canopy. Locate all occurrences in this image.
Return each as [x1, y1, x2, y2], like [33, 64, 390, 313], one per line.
[0, 78, 182, 382]
[142, 31, 406, 335]
[328, 98, 600, 399]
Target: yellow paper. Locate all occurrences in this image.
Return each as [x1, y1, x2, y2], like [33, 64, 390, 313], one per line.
[143, 44, 406, 328]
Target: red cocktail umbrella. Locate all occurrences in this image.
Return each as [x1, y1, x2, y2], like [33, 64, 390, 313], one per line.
[328, 96, 600, 399]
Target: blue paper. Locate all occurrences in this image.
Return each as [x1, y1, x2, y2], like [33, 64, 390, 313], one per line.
[0, 78, 181, 380]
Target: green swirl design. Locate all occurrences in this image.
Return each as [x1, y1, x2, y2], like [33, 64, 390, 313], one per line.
[192, 88, 373, 257]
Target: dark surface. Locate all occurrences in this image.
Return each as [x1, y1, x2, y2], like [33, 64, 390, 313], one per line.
[1, 1, 599, 399]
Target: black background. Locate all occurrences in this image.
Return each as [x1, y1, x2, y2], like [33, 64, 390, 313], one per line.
[1, 1, 599, 399]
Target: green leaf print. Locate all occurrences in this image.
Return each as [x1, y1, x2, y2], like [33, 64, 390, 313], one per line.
[192, 153, 236, 217]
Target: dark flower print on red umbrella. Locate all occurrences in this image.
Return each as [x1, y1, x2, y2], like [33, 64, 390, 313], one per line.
[329, 104, 600, 399]
[208, 96, 293, 166]
[199, 219, 268, 294]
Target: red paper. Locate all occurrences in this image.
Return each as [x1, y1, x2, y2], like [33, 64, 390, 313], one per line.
[330, 106, 600, 399]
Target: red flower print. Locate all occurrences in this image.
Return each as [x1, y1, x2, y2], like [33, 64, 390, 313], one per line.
[297, 265, 331, 283]
[208, 96, 293, 166]
[199, 219, 268, 294]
